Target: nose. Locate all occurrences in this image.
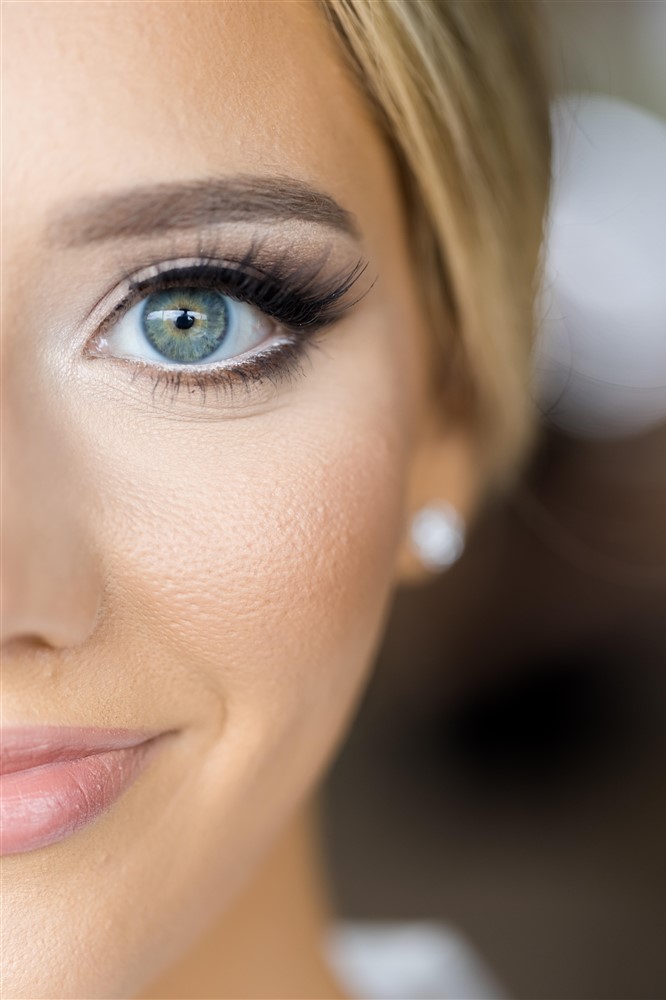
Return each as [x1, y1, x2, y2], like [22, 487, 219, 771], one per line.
[1, 376, 102, 650]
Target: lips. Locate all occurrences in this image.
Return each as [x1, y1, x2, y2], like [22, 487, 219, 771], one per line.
[0, 727, 162, 856]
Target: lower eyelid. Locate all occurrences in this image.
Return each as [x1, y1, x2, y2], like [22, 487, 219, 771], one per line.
[95, 335, 312, 408]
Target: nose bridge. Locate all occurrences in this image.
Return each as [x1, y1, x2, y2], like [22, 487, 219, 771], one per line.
[1, 369, 102, 649]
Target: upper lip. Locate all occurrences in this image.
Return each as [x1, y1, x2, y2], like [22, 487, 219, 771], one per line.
[0, 726, 158, 775]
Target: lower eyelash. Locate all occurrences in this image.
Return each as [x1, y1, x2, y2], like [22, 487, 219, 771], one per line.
[134, 337, 311, 405]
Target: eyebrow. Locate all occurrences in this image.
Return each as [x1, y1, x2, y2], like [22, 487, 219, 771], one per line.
[51, 175, 360, 246]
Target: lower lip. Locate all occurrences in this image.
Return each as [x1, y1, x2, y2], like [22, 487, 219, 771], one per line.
[0, 739, 161, 856]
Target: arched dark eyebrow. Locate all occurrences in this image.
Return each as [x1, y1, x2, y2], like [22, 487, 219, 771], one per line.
[51, 175, 360, 246]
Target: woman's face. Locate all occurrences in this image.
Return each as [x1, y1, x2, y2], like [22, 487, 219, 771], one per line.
[1, 3, 463, 997]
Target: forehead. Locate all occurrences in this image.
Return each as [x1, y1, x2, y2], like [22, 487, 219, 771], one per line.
[2, 0, 389, 231]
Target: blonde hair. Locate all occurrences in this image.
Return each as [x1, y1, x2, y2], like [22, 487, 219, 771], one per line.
[320, 0, 552, 490]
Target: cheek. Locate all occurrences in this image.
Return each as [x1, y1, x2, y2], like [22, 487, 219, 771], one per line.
[109, 395, 408, 700]
[77, 318, 414, 764]
[89, 315, 414, 699]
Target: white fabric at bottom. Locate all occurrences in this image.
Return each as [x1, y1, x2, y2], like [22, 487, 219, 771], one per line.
[324, 921, 506, 1000]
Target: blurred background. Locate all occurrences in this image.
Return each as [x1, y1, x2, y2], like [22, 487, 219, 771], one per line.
[321, 3, 666, 998]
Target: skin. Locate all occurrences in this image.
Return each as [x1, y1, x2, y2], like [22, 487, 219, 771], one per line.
[1, 2, 480, 997]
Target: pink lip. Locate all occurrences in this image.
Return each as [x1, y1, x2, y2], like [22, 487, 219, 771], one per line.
[0, 727, 163, 856]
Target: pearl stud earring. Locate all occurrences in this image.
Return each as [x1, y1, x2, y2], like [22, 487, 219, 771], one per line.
[409, 502, 466, 571]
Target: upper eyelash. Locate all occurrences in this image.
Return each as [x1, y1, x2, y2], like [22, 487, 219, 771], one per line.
[98, 250, 369, 340]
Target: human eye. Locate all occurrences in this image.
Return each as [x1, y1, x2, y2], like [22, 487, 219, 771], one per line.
[86, 252, 368, 402]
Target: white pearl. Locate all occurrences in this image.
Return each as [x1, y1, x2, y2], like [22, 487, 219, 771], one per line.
[409, 503, 465, 571]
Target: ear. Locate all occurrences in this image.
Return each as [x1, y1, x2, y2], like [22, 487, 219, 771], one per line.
[395, 416, 484, 586]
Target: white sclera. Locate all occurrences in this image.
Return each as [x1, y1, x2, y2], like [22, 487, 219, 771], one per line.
[533, 94, 666, 440]
[410, 503, 465, 572]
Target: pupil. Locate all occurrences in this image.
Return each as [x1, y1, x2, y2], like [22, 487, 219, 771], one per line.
[175, 310, 195, 330]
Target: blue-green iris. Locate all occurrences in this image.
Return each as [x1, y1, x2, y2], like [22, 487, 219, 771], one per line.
[142, 288, 229, 363]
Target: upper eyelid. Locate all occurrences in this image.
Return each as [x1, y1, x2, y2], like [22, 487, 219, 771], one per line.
[75, 218, 372, 328]
[82, 256, 276, 340]
[98, 260, 255, 323]
[86, 253, 370, 345]
[90, 256, 260, 310]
